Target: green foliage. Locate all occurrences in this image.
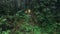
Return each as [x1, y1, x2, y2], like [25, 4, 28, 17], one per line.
[0, 0, 60, 34]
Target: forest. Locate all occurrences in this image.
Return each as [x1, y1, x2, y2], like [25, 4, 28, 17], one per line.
[0, 0, 60, 34]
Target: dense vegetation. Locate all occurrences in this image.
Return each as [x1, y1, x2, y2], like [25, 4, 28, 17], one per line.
[0, 0, 60, 34]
